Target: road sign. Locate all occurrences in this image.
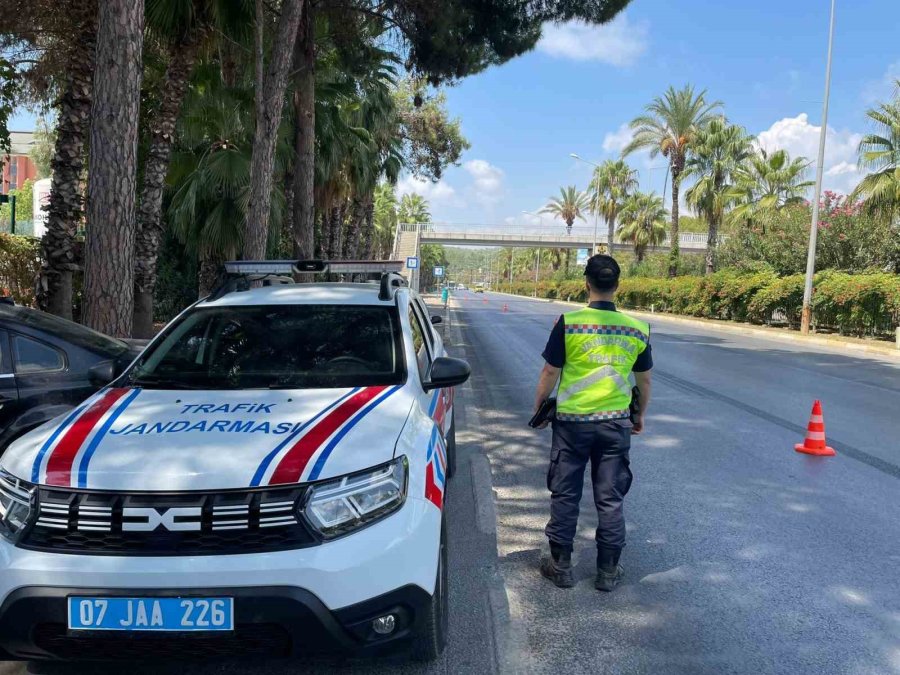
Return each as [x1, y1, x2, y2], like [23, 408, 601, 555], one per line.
[576, 248, 589, 266]
[434, 266, 444, 277]
[406, 256, 419, 269]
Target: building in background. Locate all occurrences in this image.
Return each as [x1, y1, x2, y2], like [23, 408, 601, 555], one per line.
[1, 131, 38, 193]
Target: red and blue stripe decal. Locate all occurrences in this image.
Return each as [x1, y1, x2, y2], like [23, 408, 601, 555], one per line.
[31, 388, 141, 487]
[425, 426, 447, 510]
[257, 385, 403, 486]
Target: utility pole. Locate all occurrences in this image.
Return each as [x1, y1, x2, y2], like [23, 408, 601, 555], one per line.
[800, 0, 836, 335]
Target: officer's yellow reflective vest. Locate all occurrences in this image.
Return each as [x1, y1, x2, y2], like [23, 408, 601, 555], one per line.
[556, 307, 650, 421]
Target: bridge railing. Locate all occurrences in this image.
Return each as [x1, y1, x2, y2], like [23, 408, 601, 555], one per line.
[398, 223, 721, 247]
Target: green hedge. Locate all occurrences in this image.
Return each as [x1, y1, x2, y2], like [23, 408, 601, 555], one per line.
[0, 234, 40, 305]
[498, 269, 900, 339]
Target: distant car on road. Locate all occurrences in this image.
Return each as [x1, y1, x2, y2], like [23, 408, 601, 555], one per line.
[0, 301, 142, 451]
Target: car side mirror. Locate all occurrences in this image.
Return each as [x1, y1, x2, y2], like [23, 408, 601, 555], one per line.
[88, 360, 116, 387]
[424, 356, 470, 391]
[430, 315, 443, 325]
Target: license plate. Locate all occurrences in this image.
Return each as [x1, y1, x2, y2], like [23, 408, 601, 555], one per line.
[67, 597, 234, 632]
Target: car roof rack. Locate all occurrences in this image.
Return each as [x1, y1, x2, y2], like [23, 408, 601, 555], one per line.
[209, 259, 407, 301]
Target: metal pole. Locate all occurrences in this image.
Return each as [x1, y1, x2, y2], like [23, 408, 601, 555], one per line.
[534, 248, 541, 296]
[508, 249, 513, 286]
[801, 0, 836, 335]
[9, 195, 16, 235]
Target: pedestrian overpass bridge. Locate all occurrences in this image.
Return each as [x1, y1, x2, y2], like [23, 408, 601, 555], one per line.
[392, 222, 711, 288]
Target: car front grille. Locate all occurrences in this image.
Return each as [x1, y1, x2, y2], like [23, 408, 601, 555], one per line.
[32, 622, 292, 659]
[19, 485, 320, 555]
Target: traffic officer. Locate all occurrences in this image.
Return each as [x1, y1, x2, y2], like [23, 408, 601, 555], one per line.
[533, 254, 652, 591]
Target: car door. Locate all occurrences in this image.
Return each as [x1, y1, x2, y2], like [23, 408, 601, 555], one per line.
[0, 330, 20, 442]
[9, 332, 91, 436]
[409, 299, 452, 438]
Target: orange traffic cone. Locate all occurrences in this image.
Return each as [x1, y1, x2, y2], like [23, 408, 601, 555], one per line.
[482, 297, 488, 304]
[794, 400, 836, 456]
[502, 303, 509, 313]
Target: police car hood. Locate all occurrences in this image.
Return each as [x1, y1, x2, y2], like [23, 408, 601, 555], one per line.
[1, 385, 411, 491]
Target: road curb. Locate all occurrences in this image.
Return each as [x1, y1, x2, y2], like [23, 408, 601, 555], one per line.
[486, 290, 900, 362]
[437, 298, 515, 675]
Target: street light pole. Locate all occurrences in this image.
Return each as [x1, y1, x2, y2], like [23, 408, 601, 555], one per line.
[800, 0, 836, 335]
[570, 153, 600, 254]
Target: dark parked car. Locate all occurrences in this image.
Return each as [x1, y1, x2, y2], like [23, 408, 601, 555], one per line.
[0, 301, 143, 451]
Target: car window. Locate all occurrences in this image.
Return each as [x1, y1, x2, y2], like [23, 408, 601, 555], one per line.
[13, 335, 66, 373]
[408, 304, 431, 380]
[127, 304, 404, 390]
[414, 298, 439, 349]
[0, 305, 129, 359]
[0, 330, 9, 374]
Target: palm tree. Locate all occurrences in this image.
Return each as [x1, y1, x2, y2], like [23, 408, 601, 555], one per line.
[373, 182, 399, 258]
[588, 159, 638, 253]
[683, 118, 753, 274]
[850, 85, 900, 220]
[729, 148, 813, 227]
[623, 85, 722, 277]
[617, 192, 668, 263]
[82, 0, 144, 337]
[540, 186, 590, 234]
[398, 194, 431, 224]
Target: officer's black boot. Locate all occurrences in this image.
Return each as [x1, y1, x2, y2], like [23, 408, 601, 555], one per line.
[541, 542, 575, 589]
[595, 548, 624, 592]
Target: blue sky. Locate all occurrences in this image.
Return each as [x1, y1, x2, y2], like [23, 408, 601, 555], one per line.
[397, 0, 900, 226]
[9, 0, 898, 228]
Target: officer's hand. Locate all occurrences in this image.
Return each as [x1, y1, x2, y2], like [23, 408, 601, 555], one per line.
[536, 420, 550, 430]
[632, 415, 644, 435]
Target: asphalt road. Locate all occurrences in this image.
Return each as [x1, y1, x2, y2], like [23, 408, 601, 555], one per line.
[453, 289, 900, 675]
[4, 289, 900, 674]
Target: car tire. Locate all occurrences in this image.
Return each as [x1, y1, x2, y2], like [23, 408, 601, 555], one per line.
[412, 514, 449, 662]
[445, 412, 457, 480]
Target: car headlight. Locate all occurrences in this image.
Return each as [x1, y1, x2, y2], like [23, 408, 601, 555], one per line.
[0, 471, 35, 543]
[304, 456, 408, 539]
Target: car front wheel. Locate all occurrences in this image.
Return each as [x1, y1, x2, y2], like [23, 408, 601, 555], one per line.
[411, 514, 448, 662]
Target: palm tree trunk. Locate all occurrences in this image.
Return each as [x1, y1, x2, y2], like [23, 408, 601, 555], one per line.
[607, 211, 616, 255]
[133, 35, 201, 338]
[244, 0, 304, 260]
[198, 253, 221, 298]
[291, 0, 315, 260]
[344, 197, 365, 258]
[362, 196, 376, 259]
[636, 245, 646, 263]
[82, 0, 143, 337]
[705, 217, 719, 275]
[668, 163, 682, 278]
[37, 6, 97, 319]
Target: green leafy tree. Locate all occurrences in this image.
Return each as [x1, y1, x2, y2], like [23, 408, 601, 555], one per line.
[373, 182, 399, 258]
[617, 192, 668, 263]
[29, 117, 56, 178]
[588, 159, 638, 253]
[728, 148, 813, 228]
[623, 84, 722, 276]
[850, 84, 900, 221]
[398, 193, 431, 224]
[683, 117, 753, 273]
[540, 186, 590, 234]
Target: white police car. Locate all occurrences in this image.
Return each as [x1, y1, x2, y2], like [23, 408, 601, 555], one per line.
[0, 260, 469, 661]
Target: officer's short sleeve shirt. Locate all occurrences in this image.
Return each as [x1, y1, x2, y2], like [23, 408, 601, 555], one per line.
[541, 301, 653, 372]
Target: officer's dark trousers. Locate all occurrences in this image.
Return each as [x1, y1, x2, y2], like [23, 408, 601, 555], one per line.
[545, 419, 633, 557]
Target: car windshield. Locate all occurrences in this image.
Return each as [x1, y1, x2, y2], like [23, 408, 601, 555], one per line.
[127, 304, 404, 390]
[0, 305, 130, 358]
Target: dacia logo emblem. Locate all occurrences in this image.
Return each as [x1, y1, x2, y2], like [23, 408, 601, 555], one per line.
[122, 507, 202, 532]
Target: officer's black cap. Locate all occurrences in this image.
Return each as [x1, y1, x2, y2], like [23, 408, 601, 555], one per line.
[584, 254, 621, 290]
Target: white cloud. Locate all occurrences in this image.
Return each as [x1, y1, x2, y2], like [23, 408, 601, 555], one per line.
[396, 175, 457, 203]
[755, 113, 862, 195]
[537, 14, 648, 66]
[602, 123, 633, 154]
[863, 60, 900, 103]
[463, 159, 504, 204]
